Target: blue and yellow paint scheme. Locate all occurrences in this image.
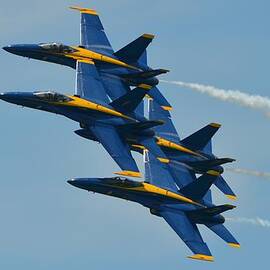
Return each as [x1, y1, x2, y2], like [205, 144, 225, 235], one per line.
[74, 103, 237, 200]
[67, 153, 239, 262]
[0, 83, 153, 178]
[2, 6, 235, 195]
[147, 99, 237, 200]
[2, 6, 170, 108]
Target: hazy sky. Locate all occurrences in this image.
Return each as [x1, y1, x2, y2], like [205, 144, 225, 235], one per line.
[0, 0, 269, 269]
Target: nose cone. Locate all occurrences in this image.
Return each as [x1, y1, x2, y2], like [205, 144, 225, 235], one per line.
[0, 92, 34, 105]
[2, 44, 41, 56]
[67, 178, 99, 191]
[0, 92, 17, 102]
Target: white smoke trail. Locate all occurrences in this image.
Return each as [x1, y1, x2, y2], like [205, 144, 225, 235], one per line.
[160, 80, 270, 117]
[226, 217, 270, 228]
[227, 168, 270, 179]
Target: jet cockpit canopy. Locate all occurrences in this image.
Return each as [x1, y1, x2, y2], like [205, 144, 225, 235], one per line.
[39, 43, 76, 53]
[34, 91, 72, 102]
[103, 177, 142, 188]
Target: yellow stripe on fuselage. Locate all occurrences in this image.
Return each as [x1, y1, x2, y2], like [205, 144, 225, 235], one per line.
[123, 182, 201, 206]
[62, 46, 140, 71]
[156, 137, 203, 157]
[50, 95, 134, 121]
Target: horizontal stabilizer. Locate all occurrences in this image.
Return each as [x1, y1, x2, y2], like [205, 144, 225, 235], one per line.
[181, 123, 221, 151]
[206, 223, 240, 248]
[186, 158, 235, 171]
[109, 84, 151, 113]
[121, 69, 169, 80]
[189, 204, 236, 218]
[114, 33, 155, 63]
[119, 120, 164, 133]
[180, 171, 220, 201]
[214, 175, 237, 200]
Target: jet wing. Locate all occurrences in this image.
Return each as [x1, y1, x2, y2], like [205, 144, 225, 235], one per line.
[144, 150, 178, 192]
[76, 61, 110, 104]
[70, 6, 114, 55]
[160, 210, 213, 262]
[89, 124, 141, 178]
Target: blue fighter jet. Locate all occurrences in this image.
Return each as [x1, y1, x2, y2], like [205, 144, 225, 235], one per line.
[3, 6, 170, 110]
[73, 95, 237, 199]
[147, 98, 237, 200]
[0, 59, 167, 178]
[68, 151, 239, 262]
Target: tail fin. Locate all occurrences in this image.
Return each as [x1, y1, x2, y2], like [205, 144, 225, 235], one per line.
[181, 123, 221, 151]
[206, 223, 240, 248]
[180, 170, 220, 201]
[138, 50, 147, 66]
[149, 99, 181, 144]
[203, 140, 212, 155]
[114, 33, 154, 63]
[109, 84, 151, 113]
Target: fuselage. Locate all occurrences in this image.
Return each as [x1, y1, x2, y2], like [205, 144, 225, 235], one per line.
[3, 43, 160, 86]
[67, 177, 226, 224]
[0, 91, 136, 127]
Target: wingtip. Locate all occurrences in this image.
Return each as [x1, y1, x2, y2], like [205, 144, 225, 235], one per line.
[187, 254, 214, 262]
[228, 243, 240, 248]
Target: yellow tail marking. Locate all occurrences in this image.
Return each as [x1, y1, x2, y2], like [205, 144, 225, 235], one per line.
[142, 33, 155, 39]
[114, 171, 142, 178]
[228, 243, 240, 248]
[131, 144, 146, 150]
[226, 194, 237, 201]
[70, 6, 98, 15]
[210, 122, 221, 128]
[145, 94, 153, 100]
[188, 254, 214, 262]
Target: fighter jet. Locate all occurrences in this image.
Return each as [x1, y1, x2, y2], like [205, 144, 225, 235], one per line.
[0, 58, 167, 178]
[146, 99, 237, 200]
[68, 150, 239, 261]
[2, 6, 170, 110]
[74, 96, 236, 199]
